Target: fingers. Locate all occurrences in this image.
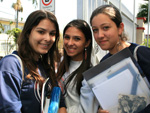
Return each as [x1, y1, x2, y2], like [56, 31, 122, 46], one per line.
[98, 108, 109, 113]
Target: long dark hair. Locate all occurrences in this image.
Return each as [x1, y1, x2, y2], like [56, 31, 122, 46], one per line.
[57, 19, 92, 95]
[18, 10, 60, 87]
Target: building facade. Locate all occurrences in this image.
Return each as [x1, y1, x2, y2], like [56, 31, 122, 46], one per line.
[0, 18, 24, 57]
[77, 0, 140, 65]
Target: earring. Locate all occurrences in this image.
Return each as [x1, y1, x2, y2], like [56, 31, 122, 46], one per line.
[116, 38, 122, 52]
[85, 48, 87, 60]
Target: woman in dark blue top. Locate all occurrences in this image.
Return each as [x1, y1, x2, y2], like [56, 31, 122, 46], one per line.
[90, 4, 150, 113]
[0, 10, 66, 113]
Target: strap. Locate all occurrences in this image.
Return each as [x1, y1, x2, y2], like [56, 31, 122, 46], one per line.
[41, 78, 50, 113]
[133, 45, 140, 61]
[11, 54, 24, 82]
[133, 46, 150, 88]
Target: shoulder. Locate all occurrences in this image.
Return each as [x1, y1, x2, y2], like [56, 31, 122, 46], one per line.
[137, 45, 150, 61]
[0, 54, 20, 67]
[0, 54, 22, 80]
[100, 53, 111, 63]
[131, 42, 150, 56]
[128, 43, 139, 53]
[138, 45, 150, 52]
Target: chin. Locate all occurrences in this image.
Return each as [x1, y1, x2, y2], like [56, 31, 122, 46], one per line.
[40, 51, 49, 55]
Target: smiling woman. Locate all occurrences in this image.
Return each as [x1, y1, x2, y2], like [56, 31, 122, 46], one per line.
[63, 26, 89, 61]
[0, 10, 66, 113]
[28, 18, 56, 58]
[57, 19, 100, 113]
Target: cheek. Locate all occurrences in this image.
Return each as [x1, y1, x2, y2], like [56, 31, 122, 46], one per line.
[93, 33, 97, 38]
[93, 34, 98, 42]
[52, 36, 56, 42]
[94, 37, 99, 42]
[106, 30, 117, 40]
[63, 40, 67, 46]
[79, 43, 86, 50]
[28, 35, 35, 48]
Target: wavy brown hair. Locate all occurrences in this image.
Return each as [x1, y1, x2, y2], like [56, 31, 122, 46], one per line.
[18, 10, 60, 87]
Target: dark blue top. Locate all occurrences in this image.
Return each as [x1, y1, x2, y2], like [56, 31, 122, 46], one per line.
[100, 43, 150, 113]
[0, 51, 66, 113]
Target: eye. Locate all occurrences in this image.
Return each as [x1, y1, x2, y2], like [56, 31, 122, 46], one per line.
[103, 26, 110, 30]
[74, 36, 81, 41]
[50, 32, 56, 36]
[92, 28, 98, 33]
[38, 30, 45, 34]
[64, 35, 70, 40]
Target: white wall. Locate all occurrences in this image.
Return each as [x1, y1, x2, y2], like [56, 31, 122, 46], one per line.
[0, 34, 16, 56]
[77, 0, 137, 65]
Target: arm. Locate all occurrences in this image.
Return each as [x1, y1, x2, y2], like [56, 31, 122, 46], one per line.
[137, 47, 150, 113]
[0, 55, 22, 113]
[66, 79, 99, 113]
[79, 79, 99, 113]
[67, 79, 99, 113]
[137, 46, 150, 82]
[58, 107, 67, 113]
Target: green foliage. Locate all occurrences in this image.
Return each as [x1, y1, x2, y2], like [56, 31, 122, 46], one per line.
[9, 21, 13, 25]
[0, 22, 4, 33]
[137, 0, 149, 23]
[141, 38, 150, 48]
[137, 3, 148, 23]
[6, 28, 22, 43]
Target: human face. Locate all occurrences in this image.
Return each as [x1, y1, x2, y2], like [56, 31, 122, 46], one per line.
[63, 27, 89, 61]
[29, 18, 56, 56]
[91, 14, 124, 54]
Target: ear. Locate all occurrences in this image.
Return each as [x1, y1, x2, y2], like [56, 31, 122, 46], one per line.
[118, 22, 124, 35]
[85, 39, 91, 48]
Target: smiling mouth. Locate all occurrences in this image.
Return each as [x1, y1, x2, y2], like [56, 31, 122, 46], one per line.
[41, 43, 50, 46]
[40, 44, 50, 49]
[66, 48, 75, 52]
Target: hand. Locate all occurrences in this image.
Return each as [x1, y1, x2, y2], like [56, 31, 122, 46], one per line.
[98, 108, 109, 113]
[58, 107, 67, 113]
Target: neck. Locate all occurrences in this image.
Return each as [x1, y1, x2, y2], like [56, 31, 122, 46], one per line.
[110, 41, 130, 54]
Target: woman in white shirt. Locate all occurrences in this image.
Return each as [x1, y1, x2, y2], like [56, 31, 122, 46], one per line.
[57, 19, 99, 113]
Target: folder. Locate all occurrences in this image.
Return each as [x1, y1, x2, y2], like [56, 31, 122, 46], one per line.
[83, 48, 150, 113]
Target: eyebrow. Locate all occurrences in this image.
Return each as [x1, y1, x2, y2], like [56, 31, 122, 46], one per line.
[36, 27, 46, 31]
[36, 27, 56, 32]
[73, 36, 81, 38]
[64, 34, 81, 38]
[92, 23, 111, 27]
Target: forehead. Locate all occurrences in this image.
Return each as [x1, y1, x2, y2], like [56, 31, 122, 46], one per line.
[34, 19, 56, 31]
[37, 19, 54, 26]
[91, 14, 113, 27]
[64, 27, 86, 40]
[65, 27, 83, 35]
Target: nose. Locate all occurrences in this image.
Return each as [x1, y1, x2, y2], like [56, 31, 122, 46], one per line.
[45, 33, 55, 42]
[98, 30, 104, 38]
[68, 38, 74, 45]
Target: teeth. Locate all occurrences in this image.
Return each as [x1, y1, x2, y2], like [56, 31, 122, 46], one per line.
[68, 48, 74, 50]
